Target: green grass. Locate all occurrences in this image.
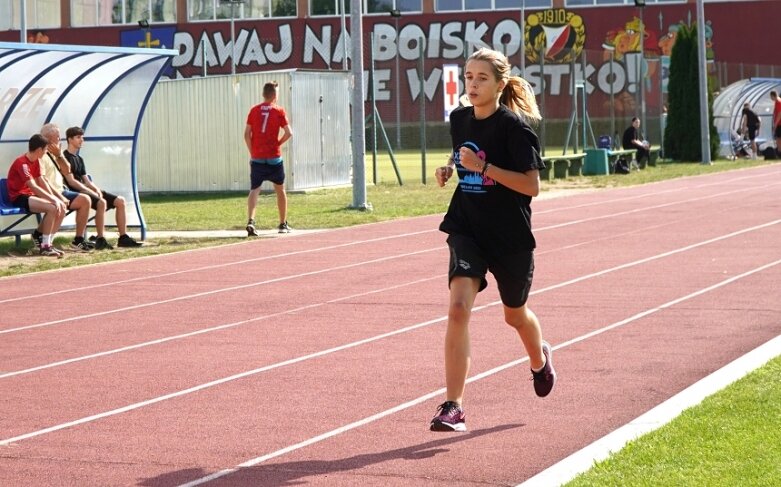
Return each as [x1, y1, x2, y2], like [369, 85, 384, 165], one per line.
[565, 355, 781, 486]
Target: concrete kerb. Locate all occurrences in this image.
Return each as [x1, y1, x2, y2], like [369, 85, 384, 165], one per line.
[144, 229, 325, 240]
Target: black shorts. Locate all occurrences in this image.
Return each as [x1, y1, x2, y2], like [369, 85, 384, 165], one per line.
[446, 234, 535, 308]
[250, 161, 285, 189]
[88, 190, 119, 210]
[11, 195, 32, 212]
[747, 126, 758, 141]
[775, 125, 781, 139]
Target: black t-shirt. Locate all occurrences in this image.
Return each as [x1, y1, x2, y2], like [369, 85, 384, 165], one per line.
[622, 126, 642, 150]
[62, 150, 87, 191]
[742, 107, 759, 128]
[439, 105, 545, 255]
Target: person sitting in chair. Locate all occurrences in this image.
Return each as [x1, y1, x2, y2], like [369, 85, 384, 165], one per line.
[622, 117, 650, 167]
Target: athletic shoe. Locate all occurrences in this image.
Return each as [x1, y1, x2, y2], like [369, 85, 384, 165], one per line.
[70, 238, 92, 252]
[532, 341, 557, 398]
[88, 235, 97, 242]
[246, 219, 260, 237]
[117, 234, 142, 247]
[40, 245, 63, 258]
[278, 221, 291, 234]
[32, 230, 43, 248]
[430, 401, 466, 432]
[93, 236, 113, 250]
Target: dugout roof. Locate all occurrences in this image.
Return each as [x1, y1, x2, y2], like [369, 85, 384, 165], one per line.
[0, 41, 176, 238]
[713, 77, 781, 155]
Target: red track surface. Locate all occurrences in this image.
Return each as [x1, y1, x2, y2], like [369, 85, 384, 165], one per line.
[2, 165, 780, 486]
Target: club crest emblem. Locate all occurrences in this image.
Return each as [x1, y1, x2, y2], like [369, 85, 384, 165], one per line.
[525, 9, 586, 64]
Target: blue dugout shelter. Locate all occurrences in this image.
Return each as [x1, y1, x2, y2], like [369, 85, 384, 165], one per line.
[0, 42, 176, 240]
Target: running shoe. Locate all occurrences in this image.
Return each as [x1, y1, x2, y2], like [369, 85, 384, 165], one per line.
[70, 239, 92, 252]
[246, 219, 260, 237]
[278, 221, 291, 234]
[40, 245, 63, 258]
[532, 341, 557, 397]
[430, 401, 466, 432]
[32, 230, 43, 248]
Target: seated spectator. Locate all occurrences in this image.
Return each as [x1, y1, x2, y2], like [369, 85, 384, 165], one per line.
[38, 123, 94, 251]
[6, 134, 66, 257]
[622, 117, 650, 167]
[62, 126, 142, 248]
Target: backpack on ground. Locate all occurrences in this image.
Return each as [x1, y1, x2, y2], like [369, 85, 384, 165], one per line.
[762, 147, 778, 160]
[614, 157, 631, 174]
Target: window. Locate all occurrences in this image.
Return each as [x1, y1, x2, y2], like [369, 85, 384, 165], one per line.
[71, 0, 176, 26]
[437, 0, 550, 13]
[565, 0, 685, 5]
[309, 0, 421, 17]
[1, 0, 61, 30]
[189, 0, 296, 21]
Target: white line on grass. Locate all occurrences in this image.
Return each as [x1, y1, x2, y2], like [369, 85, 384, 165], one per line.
[177, 257, 781, 487]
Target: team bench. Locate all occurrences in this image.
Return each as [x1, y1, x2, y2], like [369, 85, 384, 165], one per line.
[0, 178, 41, 246]
[540, 153, 587, 180]
[608, 147, 662, 172]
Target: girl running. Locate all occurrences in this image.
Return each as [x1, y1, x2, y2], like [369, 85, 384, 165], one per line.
[430, 48, 556, 432]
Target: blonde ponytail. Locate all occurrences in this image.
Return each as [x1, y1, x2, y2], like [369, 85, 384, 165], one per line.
[501, 76, 541, 123]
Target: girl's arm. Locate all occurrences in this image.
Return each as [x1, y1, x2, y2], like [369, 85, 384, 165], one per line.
[459, 146, 540, 197]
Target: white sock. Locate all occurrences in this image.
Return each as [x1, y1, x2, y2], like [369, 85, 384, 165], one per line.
[43, 234, 52, 246]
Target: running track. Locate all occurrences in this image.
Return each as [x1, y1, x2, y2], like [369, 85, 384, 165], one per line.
[2, 165, 780, 486]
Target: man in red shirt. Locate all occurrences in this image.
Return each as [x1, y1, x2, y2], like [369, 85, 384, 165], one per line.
[771, 90, 781, 152]
[6, 134, 67, 257]
[244, 81, 293, 236]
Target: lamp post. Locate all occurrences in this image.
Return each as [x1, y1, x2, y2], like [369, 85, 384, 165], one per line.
[634, 0, 646, 136]
[390, 8, 402, 149]
[220, 0, 245, 75]
[19, 0, 26, 42]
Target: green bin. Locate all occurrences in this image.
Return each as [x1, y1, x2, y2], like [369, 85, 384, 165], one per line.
[584, 148, 609, 175]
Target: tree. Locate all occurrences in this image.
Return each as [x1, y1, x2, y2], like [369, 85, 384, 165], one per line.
[663, 23, 719, 161]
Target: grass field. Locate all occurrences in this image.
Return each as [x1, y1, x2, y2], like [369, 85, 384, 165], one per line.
[2, 156, 779, 485]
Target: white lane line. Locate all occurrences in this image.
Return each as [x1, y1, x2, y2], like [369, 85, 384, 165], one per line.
[0, 230, 434, 305]
[1, 216, 775, 379]
[534, 169, 780, 215]
[5, 177, 778, 337]
[534, 180, 781, 232]
[0, 218, 669, 379]
[3, 167, 777, 306]
[178, 257, 781, 487]
[2, 222, 778, 447]
[0, 247, 438, 335]
[0, 274, 443, 380]
[518, 339, 781, 487]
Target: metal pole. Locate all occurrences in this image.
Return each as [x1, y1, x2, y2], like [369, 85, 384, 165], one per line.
[639, 6, 646, 132]
[610, 51, 615, 148]
[340, 0, 347, 70]
[520, 0, 526, 74]
[659, 11, 665, 158]
[539, 45, 545, 156]
[20, 0, 27, 43]
[395, 15, 401, 149]
[230, 3, 236, 75]
[419, 38, 426, 185]
[696, 0, 711, 164]
[350, 0, 369, 209]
